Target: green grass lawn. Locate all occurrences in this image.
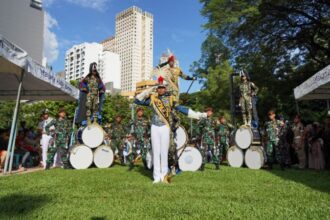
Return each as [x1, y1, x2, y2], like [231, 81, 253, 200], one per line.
[0, 164, 330, 220]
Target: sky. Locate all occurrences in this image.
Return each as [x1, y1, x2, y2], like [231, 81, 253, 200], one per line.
[43, 0, 207, 93]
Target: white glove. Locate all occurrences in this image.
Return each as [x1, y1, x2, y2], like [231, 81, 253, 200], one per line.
[188, 109, 207, 120]
[136, 86, 155, 101]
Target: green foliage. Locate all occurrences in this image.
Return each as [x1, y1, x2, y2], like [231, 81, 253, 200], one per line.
[0, 165, 329, 219]
[194, 0, 330, 123]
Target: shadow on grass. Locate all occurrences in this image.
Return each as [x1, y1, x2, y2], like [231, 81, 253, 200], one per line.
[268, 167, 330, 194]
[136, 165, 153, 181]
[91, 217, 107, 220]
[0, 194, 49, 218]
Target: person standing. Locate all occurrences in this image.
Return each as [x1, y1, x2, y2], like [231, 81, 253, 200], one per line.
[292, 115, 306, 169]
[130, 107, 150, 169]
[277, 116, 292, 169]
[78, 62, 105, 125]
[323, 115, 330, 170]
[264, 109, 282, 169]
[134, 77, 206, 183]
[198, 107, 217, 170]
[38, 110, 54, 168]
[216, 115, 232, 169]
[239, 71, 258, 126]
[110, 115, 127, 165]
[155, 55, 195, 102]
[45, 109, 71, 169]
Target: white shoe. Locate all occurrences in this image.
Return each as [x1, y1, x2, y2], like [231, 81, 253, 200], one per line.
[152, 179, 161, 184]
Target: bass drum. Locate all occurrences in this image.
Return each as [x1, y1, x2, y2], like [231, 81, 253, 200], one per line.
[93, 145, 114, 168]
[234, 126, 253, 149]
[146, 150, 153, 170]
[178, 146, 202, 172]
[78, 123, 105, 148]
[70, 145, 93, 169]
[174, 125, 188, 151]
[226, 146, 244, 168]
[245, 146, 264, 169]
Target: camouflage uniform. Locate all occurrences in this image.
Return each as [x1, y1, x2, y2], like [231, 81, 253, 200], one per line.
[85, 75, 100, 122]
[239, 81, 258, 125]
[130, 117, 150, 168]
[292, 122, 306, 169]
[265, 119, 282, 166]
[45, 118, 71, 168]
[198, 117, 217, 167]
[163, 66, 194, 102]
[216, 123, 231, 166]
[110, 122, 127, 164]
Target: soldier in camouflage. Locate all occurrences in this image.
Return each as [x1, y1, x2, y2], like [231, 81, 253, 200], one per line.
[45, 109, 71, 169]
[155, 55, 195, 102]
[277, 116, 292, 169]
[198, 107, 218, 170]
[264, 109, 283, 169]
[79, 63, 105, 125]
[109, 115, 127, 165]
[130, 107, 150, 169]
[216, 116, 232, 169]
[239, 71, 258, 126]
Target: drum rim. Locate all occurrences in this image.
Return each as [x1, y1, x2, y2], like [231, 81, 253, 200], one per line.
[93, 145, 114, 168]
[226, 146, 244, 167]
[234, 126, 253, 149]
[175, 125, 188, 151]
[69, 145, 93, 169]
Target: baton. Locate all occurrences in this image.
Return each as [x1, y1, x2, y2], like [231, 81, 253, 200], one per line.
[186, 79, 195, 94]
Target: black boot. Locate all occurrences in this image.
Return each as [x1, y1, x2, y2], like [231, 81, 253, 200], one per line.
[268, 163, 273, 170]
[45, 163, 51, 170]
[215, 164, 220, 170]
[280, 163, 285, 171]
[200, 164, 205, 171]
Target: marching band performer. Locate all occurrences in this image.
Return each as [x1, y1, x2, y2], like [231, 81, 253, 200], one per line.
[239, 71, 258, 126]
[198, 107, 218, 170]
[38, 109, 54, 169]
[155, 54, 195, 102]
[134, 76, 206, 184]
[216, 115, 232, 169]
[130, 107, 151, 169]
[76, 62, 106, 125]
[45, 109, 71, 170]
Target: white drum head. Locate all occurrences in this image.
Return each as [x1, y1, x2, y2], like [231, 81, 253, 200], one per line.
[146, 151, 153, 169]
[82, 124, 104, 148]
[235, 126, 253, 149]
[70, 145, 93, 169]
[227, 146, 244, 168]
[245, 146, 264, 169]
[93, 145, 114, 168]
[178, 147, 202, 171]
[175, 126, 188, 150]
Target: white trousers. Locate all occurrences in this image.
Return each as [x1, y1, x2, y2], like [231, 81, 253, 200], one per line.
[151, 125, 170, 181]
[40, 134, 51, 167]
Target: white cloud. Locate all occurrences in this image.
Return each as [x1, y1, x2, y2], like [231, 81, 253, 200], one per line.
[43, 12, 59, 65]
[65, 0, 109, 11]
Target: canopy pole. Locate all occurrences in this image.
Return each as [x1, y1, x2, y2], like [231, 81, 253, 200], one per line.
[3, 69, 24, 174]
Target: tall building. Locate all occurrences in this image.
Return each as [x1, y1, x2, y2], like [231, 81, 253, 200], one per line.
[64, 43, 103, 82]
[101, 36, 116, 53]
[0, 0, 44, 64]
[115, 6, 153, 92]
[99, 51, 121, 90]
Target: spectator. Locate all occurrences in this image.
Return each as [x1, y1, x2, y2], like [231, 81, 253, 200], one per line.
[15, 131, 31, 171]
[323, 115, 330, 170]
[308, 122, 325, 170]
[0, 129, 9, 172]
[292, 115, 306, 169]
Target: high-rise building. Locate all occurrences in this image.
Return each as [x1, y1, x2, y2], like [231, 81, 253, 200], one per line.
[101, 36, 116, 53]
[115, 6, 153, 92]
[99, 51, 121, 90]
[64, 42, 103, 82]
[0, 0, 44, 64]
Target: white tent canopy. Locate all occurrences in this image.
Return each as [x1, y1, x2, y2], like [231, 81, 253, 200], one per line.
[0, 35, 79, 100]
[294, 64, 330, 100]
[0, 35, 79, 174]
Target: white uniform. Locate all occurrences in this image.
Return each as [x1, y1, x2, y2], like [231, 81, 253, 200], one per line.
[39, 117, 56, 167]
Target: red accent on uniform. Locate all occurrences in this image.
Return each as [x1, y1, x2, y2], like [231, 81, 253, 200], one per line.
[158, 76, 164, 85]
[168, 55, 175, 62]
